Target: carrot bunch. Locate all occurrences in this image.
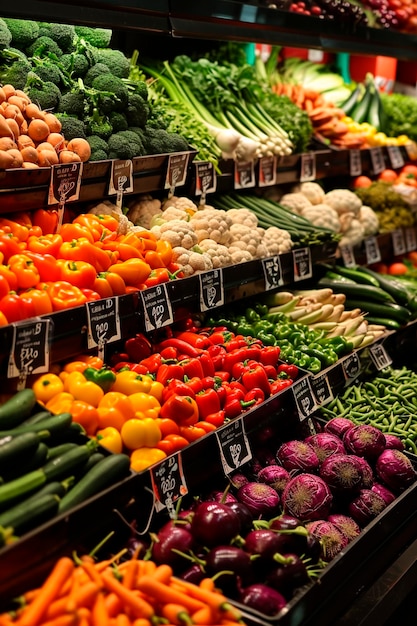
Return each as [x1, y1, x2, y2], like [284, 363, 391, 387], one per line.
[0, 83, 90, 169]
[0, 554, 244, 626]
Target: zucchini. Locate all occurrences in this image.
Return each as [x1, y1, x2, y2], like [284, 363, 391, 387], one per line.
[20, 410, 53, 426]
[0, 412, 72, 439]
[318, 278, 396, 303]
[0, 389, 37, 430]
[364, 316, 401, 330]
[1, 442, 49, 482]
[357, 267, 416, 308]
[46, 442, 79, 460]
[58, 453, 131, 514]
[0, 432, 40, 469]
[0, 493, 60, 535]
[330, 265, 381, 288]
[345, 299, 412, 324]
[351, 80, 373, 124]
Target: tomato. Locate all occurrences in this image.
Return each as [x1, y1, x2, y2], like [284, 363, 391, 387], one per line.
[401, 164, 417, 177]
[388, 262, 408, 275]
[378, 169, 398, 183]
[353, 175, 373, 189]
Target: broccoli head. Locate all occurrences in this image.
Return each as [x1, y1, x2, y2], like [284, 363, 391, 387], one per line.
[126, 93, 149, 128]
[87, 135, 109, 161]
[55, 114, 87, 140]
[37, 22, 76, 52]
[74, 26, 112, 49]
[134, 80, 149, 102]
[86, 108, 113, 140]
[61, 52, 90, 78]
[108, 131, 145, 159]
[25, 71, 61, 111]
[164, 133, 189, 153]
[3, 18, 36, 49]
[0, 56, 31, 90]
[83, 62, 111, 87]
[30, 58, 65, 87]
[58, 90, 87, 119]
[142, 127, 188, 155]
[26, 36, 63, 59]
[93, 48, 130, 78]
[0, 19, 11, 48]
[91, 74, 129, 112]
[109, 111, 128, 133]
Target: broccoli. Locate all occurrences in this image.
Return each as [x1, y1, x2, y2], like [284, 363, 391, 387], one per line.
[83, 62, 110, 87]
[24, 71, 61, 111]
[58, 91, 86, 118]
[126, 93, 149, 128]
[61, 53, 90, 78]
[145, 103, 169, 130]
[0, 19, 11, 48]
[2, 18, 36, 49]
[26, 36, 63, 59]
[86, 108, 113, 140]
[142, 127, 186, 155]
[55, 114, 87, 140]
[108, 131, 144, 159]
[165, 133, 189, 153]
[93, 48, 130, 78]
[87, 135, 109, 161]
[30, 57, 66, 87]
[0, 50, 31, 90]
[37, 22, 76, 52]
[74, 26, 112, 49]
[134, 80, 148, 102]
[91, 74, 129, 112]
[109, 111, 128, 133]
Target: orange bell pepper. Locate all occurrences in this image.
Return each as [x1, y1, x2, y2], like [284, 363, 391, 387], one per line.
[0, 274, 9, 300]
[59, 223, 95, 243]
[159, 394, 199, 426]
[108, 258, 151, 286]
[8, 253, 40, 289]
[99, 391, 135, 420]
[27, 233, 63, 257]
[94, 271, 126, 298]
[70, 400, 100, 436]
[20, 288, 53, 316]
[0, 233, 23, 263]
[58, 238, 113, 272]
[31, 208, 59, 235]
[0, 310, 8, 326]
[47, 281, 87, 311]
[45, 391, 75, 415]
[72, 214, 106, 241]
[0, 218, 30, 242]
[0, 264, 17, 291]
[25, 251, 61, 282]
[57, 259, 97, 290]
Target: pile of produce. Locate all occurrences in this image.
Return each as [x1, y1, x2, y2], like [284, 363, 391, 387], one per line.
[381, 91, 417, 142]
[354, 180, 415, 233]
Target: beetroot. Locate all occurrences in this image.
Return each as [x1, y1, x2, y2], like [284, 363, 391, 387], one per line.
[343, 424, 386, 460]
[327, 514, 361, 542]
[323, 417, 354, 439]
[257, 465, 290, 495]
[276, 440, 320, 472]
[348, 489, 387, 526]
[237, 482, 280, 518]
[281, 473, 333, 522]
[306, 520, 349, 561]
[319, 453, 364, 493]
[375, 449, 417, 492]
[305, 432, 346, 463]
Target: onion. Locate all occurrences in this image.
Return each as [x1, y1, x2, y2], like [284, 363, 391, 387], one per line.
[306, 520, 349, 561]
[230, 472, 250, 489]
[257, 465, 290, 495]
[327, 514, 361, 542]
[375, 449, 417, 492]
[276, 440, 320, 472]
[237, 482, 280, 517]
[323, 417, 354, 438]
[371, 483, 396, 506]
[383, 434, 405, 451]
[319, 453, 364, 493]
[208, 491, 238, 504]
[343, 424, 386, 460]
[348, 489, 387, 526]
[239, 583, 287, 616]
[281, 473, 333, 522]
[305, 432, 346, 463]
[353, 455, 374, 488]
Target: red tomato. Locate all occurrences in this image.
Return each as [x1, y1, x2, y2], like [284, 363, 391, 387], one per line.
[388, 262, 408, 275]
[378, 169, 398, 183]
[353, 175, 373, 189]
[402, 164, 417, 177]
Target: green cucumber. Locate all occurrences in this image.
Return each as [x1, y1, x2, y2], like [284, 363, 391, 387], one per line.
[58, 453, 131, 514]
[0, 389, 37, 430]
[341, 84, 363, 117]
[351, 80, 373, 124]
[330, 265, 381, 288]
[357, 267, 416, 307]
[47, 442, 79, 460]
[318, 278, 396, 303]
[0, 412, 72, 439]
[365, 316, 401, 330]
[0, 432, 40, 469]
[345, 299, 411, 324]
[0, 493, 60, 535]
[20, 410, 54, 426]
[1, 442, 49, 482]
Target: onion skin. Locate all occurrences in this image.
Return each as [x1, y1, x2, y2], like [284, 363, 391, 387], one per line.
[323, 417, 354, 439]
[375, 449, 417, 492]
[343, 424, 386, 461]
[319, 453, 365, 493]
[240, 583, 287, 616]
[348, 489, 387, 526]
[305, 432, 346, 463]
[276, 440, 320, 472]
[383, 434, 404, 451]
[327, 514, 361, 542]
[281, 473, 333, 522]
[237, 482, 280, 517]
[257, 465, 290, 495]
[371, 483, 396, 506]
[354, 455, 374, 488]
[306, 520, 349, 561]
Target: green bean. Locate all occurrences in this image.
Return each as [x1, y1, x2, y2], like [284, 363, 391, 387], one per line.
[405, 438, 417, 454]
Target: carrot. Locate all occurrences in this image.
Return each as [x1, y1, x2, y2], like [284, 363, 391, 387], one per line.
[81, 560, 105, 587]
[115, 615, 132, 626]
[122, 558, 139, 590]
[92, 591, 109, 626]
[104, 592, 123, 617]
[161, 603, 193, 625]
[45, 581, 99, 619]
[16, 557, 75, 626]
[101, 572, 155, 619]
[33, 613, 78, 626]
[199, 578, 216, 592]
[191, 606, 216, 625]
[135, 577, 204, 614]
[137, 560, 157, 578]
[152, 563, 173, 584]
[171, 579, 241, 619]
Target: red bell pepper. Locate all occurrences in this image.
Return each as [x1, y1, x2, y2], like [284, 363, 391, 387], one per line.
[224, 335, 249, 352]
[112, 361, 149, 375]
[242, 364, 271, 398]
[203, 410, 226, 428]
[195, 388, 221, 420]
[124, 333, 152, 362]
[207, 344, 226, 370]
[156, 363, 185, 386]
[199, 352, 215, 377]
[244, 388, 265, 406]
[180, 357, 204, 380]
[138, 353, 163, 374]
[207, 330, 233, 345]
[162, 379, 196, 403]
[160, 394, 199, 426]
[277, 363, 299, 380]
[270, 378, 293, 394]
[260, 346, 281, 367]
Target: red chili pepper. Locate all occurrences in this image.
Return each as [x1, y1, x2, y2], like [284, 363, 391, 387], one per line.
[260, 346, 281, 367]
[162, 379, 196, 403]
[270, 378, 293, 394]
[156, 338, 201, 358]
[174, 331, 211, 349]
[180, 357, 204, 380]
[195, 388, 221, 420]
[277, 363, 299, 380]
[125, 334, 152, 362]
[139, 353, 163, 374]
[156, 363, 185, 386]
[199, 352, 215, 377]
[242, 364, 271, 398]
[244, 388, 265, 406]
[203, 410, 226, 428]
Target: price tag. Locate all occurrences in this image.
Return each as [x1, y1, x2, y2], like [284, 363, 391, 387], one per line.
[311, 372, 334, 407]
[194, 161, 217, 205]
[392, 229, 406, 257]
[293, 247, 312, 282]
[108, 160, 133, 210]
[48, 162, 83, 230]
[292, 377, 317, 421]
[234, 160, 256, 189]
[364, 236, 381, 265]
[165, 153, 190, 194]
[140, 284, 174, 332]
[387, 146, 405, 169]
[349, 149, 362, 177]
[262, 256, 284, 290]
[86, 298, 121, 358]
[405, 142, 417, 161]
[369, 343, 392, 371]
[300, 153, 316, 182]
[199, 269, 224, 311]
[340, 244, 356, 268]
[150, 454, 188, 517]
[370, 147, 385, 175]
[405, 227, 417, 252]
[216, 418, 252, 475]
[8, 319, 51, 387]
[258, 156, 277, 187]
[342, 352, 361, 383]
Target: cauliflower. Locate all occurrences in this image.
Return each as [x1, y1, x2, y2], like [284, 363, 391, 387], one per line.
[358, 205, 379, 237]
[152, 220, 198, 249]
[228, 223, 264, 258]
[279, 192, 312, 215]
[226, 207, 259, 229]
[172, 246, 213, 276]
[324, 189, 362, 216]
[126, 195, 162, 229]
[297, 182, 325, 205]
[228, 245, 254, 263]
[161, 195, 198, 213]
[262, 226, 293, 255]
[339, 213, 365, 248]
[300, 204, 341, 233]
[154, 205, 193, 225]
[190, 207, 232, 245]
[198, 239, 233, 268]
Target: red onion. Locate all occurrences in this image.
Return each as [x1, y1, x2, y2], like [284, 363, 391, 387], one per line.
[305, 432, 346, 463]
[348, 488, 387, 526]
[319, 453, 364, 493]
[327, 514, 361, 542]
[375, 449, 417, 492]
[306, 520, 349, 561]
[257, 465, 290, 495]
[281, 473, 333, 522]
[237, 482, 280, 517]
[343, 424, 386, 460]
[323, 417, 354, 438]
[371, 482, 396, 506]
[276, 440, 320, 472]
[383, 434, 405, 451]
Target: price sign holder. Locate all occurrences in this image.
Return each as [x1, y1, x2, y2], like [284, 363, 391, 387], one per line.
[86, 297, 121, 360]
[140, 284, 174, 332]
[48, 162, 83, 230]
[292, 377, 317, 421]
[370, 147, 385, 175]
[199, 269, 224, 311]
[340, 244, 356, 268]
[387, 146, 404, 169]
[349, 149, 362, 177]
[293, 247, 312, 282]
[8, 319, 52, 389]
[216, 418, 252, 475]
[194, 161, 217, 205]
[364, 236, 381, 265]
[262, 256, 284, 290]
[311, 372, 334, 407]
[341, 352, 361, 385]
[300, 153, 316, 182]
[405, 227, 417, 252]
[369, 343, 392, 371]
[150, 453, 188, 518]
[165, 153, 190, 196]
[108, 160, 133, 210]
[234, 160, 256, 189]
[392, 229, 406, 257]
[258, 156, 277, 187]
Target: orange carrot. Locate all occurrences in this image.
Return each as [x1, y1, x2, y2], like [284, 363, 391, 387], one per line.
[16, 557, 75, 626]
[161, 603, 193, 625]
[101, 572, 155, 619]
[115, 614, 132, 626]
[45, 581, 99, 620]
[135, 577, 204, 614]
[152, 564, 173, 584]
[137, 560, 157, 578]
[81, 561, 104, 587]
[199, 578, 216, 592]
[91, 591, 109, 626]
[104, 591, 123, 617]
[172, 578, 241, 619]
[36, 614, 78, 626]
[191, 605, 216, 625]
[122, 558, 139, 590]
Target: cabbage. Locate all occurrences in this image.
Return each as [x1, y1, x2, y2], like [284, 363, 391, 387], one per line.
[319, 453, 364, 493]
[375, 449, 417, 492]
[348, 489, 387, 526]
[343, 424, 386, 460]
[281, 473, 333, 522]
[305, 432, 346, 463]
[276, 440, 320, 472]
[257, 465, 290, 495]
[306, 520, 348, 561]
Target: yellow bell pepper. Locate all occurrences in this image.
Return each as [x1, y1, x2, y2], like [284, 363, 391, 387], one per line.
[32, 373, 64, 403]
[130, 447, 166, 473]
[45, 391, 75, 415]
[111, 370, 154, 395]
[96, 426, 123, 454]
[64, 370, 104, 407]
[121, 417, 162, 450]
[128, 392, 161, 418]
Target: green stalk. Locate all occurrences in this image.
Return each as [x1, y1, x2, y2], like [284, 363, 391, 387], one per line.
[228, 105, 268, 140]
[223, 109, 262, 142]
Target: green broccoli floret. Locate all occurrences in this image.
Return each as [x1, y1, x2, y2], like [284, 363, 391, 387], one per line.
[83, 62, 110, 87]
[126, 93, 149, 128]
[37, 22, 76, 52]
[55, 114, 87, 140]
[30, 57, 65, 86]
[26, 36, 63, 59]
[165, 133, 189, 153]
[145, 103, 169, 131]
[58, 90, 86, 118]
[91, 74, 129, 112]
[0, 19, 12, 48]
[87, 135, 109, 161]
[142, 128, 184, 155]
[61, 53, 90, 78]
[109, 111, 128, 132]
[3, 18, 36, 49]
[134, 80, 148, 102]
[24, 71, 61, 111]
[129, 127, 146, 144]
[74, 26, 112, 49]
[93, 48, 130, 78]
[86, 108, 113, 140]
[0, 52, 31, 90]
[108, 131, 144, 159]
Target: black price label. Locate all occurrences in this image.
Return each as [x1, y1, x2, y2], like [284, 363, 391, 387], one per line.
[292, 377, 317, 421]
[8, 319, 51, 383]
[199, 269, 224, 311]
[311, 373, 333, 407]
[340, 244, 356, 268]
[141, 284, 174, 332]
[364, 236, 381, 265]
[369, 343, 392, 371]
[86, 298, 121, 351]
[300, 153, 316, 182]
[234, 161, 256, 189]
[258, 156, 277, 187]
[405, 227, 417, 252]
[392, 229, 406, 257]
[108, 160, 133, 209]
[293, 247, 312, 282]
[262, 256, 284, 290]
[370, 147, 385, 175]
[165, 153, 190, 191]
[342, 352, 361, 383]
[195, 161, 217, 202]
[387, 146, 405, 169]
[349, 149, 362, 177]
[150, 453, 188, 517]
[216, 418, 252, 475]
[48, 162, 83, 205]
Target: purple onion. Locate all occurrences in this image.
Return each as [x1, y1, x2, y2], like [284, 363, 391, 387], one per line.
[281, 473, 333, 522]
[327, 514, 361, 542]
[208, 490, 238, 504]
[348, 489, 387, 526]
[375, 449, 417, 492]
[319, 453, 364, 493]
[257, 465, 290, 495]
[230, 472, 250, 489]
[353, 455, 374, 489]
[306, 520, 349, 561]
[239, 583, 287, 616]
[323, 417, 354, 439]
[371, 483, 396, 506]
[383, 434, 405, 451]
[305, 432, 346, 463]
[237, 482, 280, 518]
[276, 440, 320, 472]
[343, 424, 386, 460]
